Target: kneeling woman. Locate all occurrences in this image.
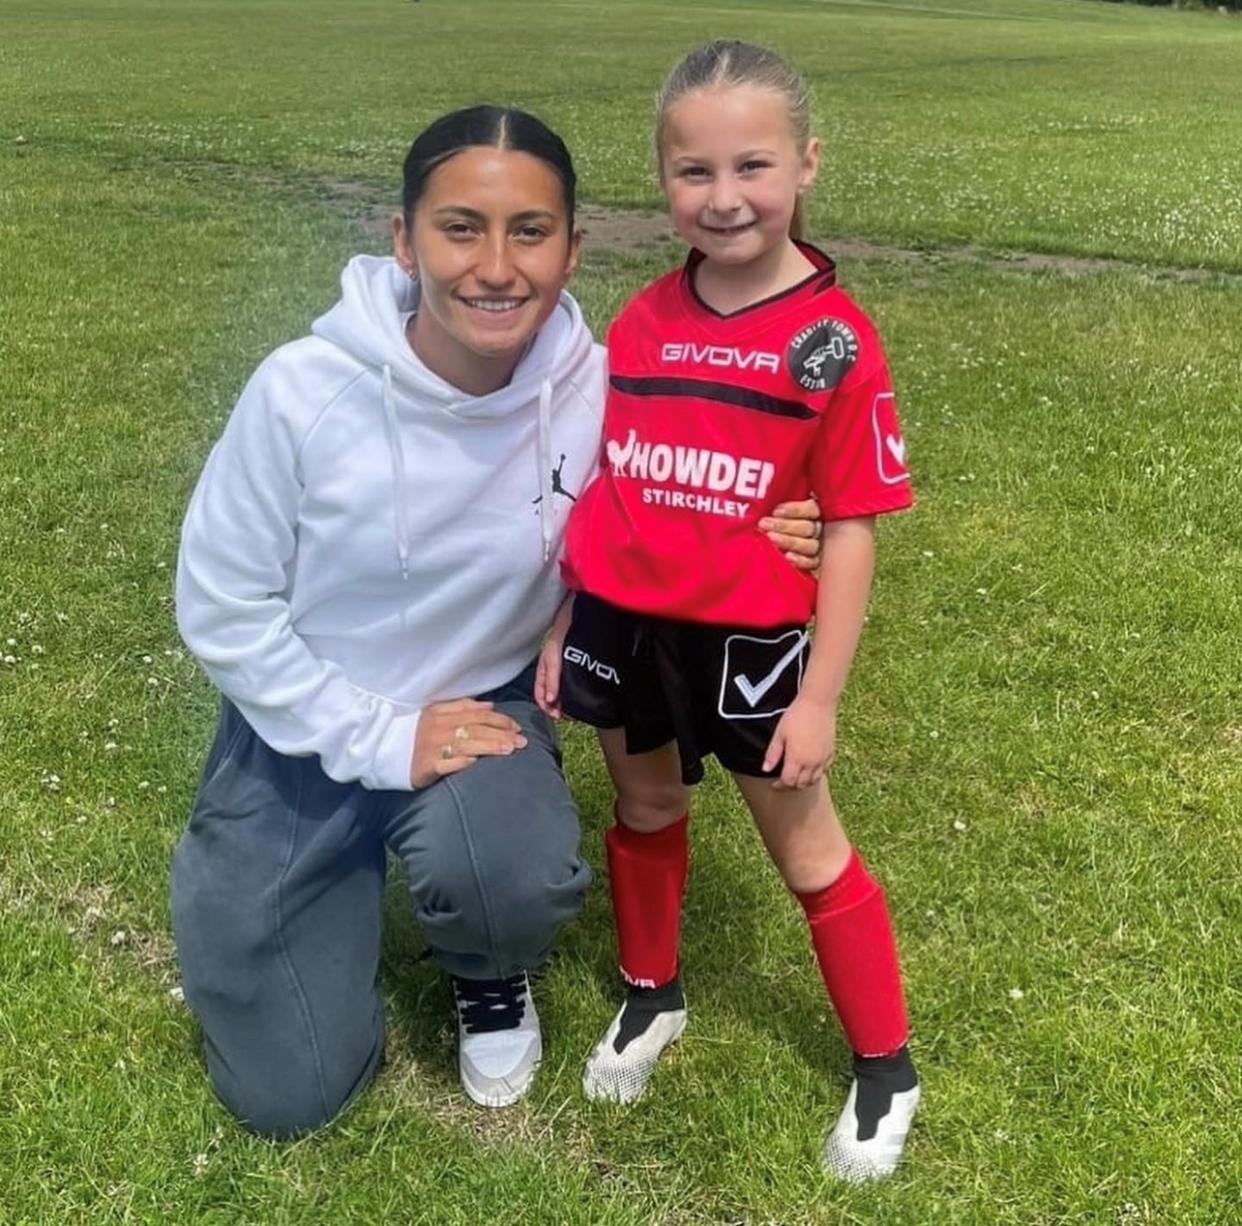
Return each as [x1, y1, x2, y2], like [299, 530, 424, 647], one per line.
[171, 105, 821, 1136]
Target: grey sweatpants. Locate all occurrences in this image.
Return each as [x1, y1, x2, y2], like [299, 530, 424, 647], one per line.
[170, 665, 590, 1138]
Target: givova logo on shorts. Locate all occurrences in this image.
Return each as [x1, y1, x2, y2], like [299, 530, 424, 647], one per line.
[564, 645, 620, 685]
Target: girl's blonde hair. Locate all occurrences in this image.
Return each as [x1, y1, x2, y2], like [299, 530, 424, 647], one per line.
[655, 40, 813, 241]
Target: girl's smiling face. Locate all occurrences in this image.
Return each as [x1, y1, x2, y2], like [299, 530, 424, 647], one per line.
[659, 84, 819, 269]
[394, 146, 581, 395]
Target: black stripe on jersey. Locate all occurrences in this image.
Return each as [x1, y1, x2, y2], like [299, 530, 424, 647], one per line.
[609, 375, 816, 421]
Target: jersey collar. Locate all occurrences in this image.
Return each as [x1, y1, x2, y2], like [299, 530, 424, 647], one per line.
[680, 240, 839, 322]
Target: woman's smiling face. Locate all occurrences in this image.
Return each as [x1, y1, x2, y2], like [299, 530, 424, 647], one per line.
[394, 146, 581, 394]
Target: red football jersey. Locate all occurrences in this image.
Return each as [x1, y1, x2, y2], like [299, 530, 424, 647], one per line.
[562, 244, 913, 627]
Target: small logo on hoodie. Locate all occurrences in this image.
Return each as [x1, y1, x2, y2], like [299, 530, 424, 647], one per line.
[531, 453, 578, 506]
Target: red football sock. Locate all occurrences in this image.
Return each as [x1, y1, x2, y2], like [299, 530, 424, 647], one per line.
[606, 807, 688, 988]
[796, 850, 909, 1058]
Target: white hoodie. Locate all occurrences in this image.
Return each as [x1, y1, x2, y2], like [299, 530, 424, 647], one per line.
[176, 255, 605, 790]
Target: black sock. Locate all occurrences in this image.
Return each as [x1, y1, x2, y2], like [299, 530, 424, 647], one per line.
[613, 977, 685, 1053]
[851, 1045, 918, 1140]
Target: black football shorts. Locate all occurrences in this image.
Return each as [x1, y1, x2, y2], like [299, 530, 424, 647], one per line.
[558, 591, 811, 784]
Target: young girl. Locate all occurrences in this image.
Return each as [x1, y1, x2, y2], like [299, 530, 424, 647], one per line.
[537, 42, 919, 1181]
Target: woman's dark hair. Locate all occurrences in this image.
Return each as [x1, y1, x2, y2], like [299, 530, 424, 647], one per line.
[401, 105, 576, 228]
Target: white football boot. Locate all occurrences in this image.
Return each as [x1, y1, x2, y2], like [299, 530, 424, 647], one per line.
[582, 980, 687, 1104]
[823, 1047, 920, 1182]
[453, 972, 541, 1108]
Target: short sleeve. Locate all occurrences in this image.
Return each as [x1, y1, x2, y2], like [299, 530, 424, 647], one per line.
[807, 351, 913, 521]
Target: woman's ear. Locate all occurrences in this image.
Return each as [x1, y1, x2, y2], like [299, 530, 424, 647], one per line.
[564, 227, 584, 281]
[392, 211, 417, 278]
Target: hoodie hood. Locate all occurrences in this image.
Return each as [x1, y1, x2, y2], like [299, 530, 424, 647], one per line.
[311, 255, 596, 565]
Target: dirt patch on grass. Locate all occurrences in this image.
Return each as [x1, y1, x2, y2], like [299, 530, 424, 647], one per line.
[343, 190, 676, 251]
[577, 203, 674, 251]
[313, 177, 395, 243]
[176, 163, 1242, 283]
[795, 233, 1234, 284]
[352, 193, 1235, 283]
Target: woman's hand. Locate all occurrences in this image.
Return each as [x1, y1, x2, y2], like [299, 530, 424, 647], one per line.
[761, 696, 836, 790]
[535, 594, 575, 719]
[760, 495, 822, 572]
[410, 698, 527, 788]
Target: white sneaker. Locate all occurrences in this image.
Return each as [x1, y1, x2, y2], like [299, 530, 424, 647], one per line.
[453, 973, 541, 1108]
[582, 982, 687, 1104]
[822, 1048, 920, 1182]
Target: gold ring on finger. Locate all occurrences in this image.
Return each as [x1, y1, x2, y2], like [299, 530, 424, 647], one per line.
[439, 743, 454, 760]
[454, 725, 469, 741]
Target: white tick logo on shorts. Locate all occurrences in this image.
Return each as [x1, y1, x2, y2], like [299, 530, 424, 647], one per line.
[564, 645, 620, 685]
[718, 630, 809, 720]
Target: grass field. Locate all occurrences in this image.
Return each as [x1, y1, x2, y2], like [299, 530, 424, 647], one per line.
[2, 1, 1241, 1223]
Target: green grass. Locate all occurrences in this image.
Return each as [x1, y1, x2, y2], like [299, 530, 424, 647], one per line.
[2, 1, 1241, 1222]
[5, 0, 1242, 268]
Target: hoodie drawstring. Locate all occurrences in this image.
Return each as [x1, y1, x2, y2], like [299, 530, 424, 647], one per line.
[381, 364, 411, 580]
[537, 376, 554, 562]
